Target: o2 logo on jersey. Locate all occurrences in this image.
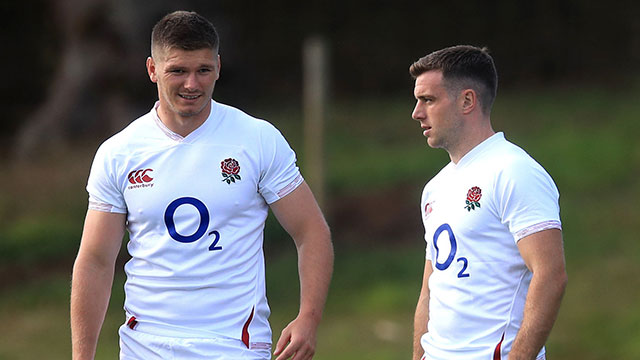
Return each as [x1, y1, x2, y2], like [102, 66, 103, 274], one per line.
[164, 197, 222, 251]
[433, 223, 469, 278]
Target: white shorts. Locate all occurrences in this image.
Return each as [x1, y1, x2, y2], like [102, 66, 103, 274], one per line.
[118, 324, 271, 360]
[420, 352, 546, 360]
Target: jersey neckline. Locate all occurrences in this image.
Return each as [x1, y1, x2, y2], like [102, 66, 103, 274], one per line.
[453, 132, 505, 170]
[152, 100, 220, 143]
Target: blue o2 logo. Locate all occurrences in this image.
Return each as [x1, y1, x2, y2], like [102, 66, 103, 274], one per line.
[164, 197, 209, 243]
[164, 197, 221, 251]
[433, 223, 469, 278]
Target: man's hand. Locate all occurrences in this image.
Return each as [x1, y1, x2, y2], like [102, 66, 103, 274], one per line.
[273, 314, 319, 360]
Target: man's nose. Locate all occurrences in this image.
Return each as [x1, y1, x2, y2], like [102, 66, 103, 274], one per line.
[412, 102, 424, 121]
[184, 73, 198, 90]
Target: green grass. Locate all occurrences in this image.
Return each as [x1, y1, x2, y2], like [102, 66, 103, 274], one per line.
[1, 85, 640, 359]
[1, 245, 639, 359]
[0, 247, 421, 360]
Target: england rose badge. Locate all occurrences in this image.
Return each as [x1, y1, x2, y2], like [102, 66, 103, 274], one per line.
[221, 158, 241, 184]
[464, 186, 482, 211]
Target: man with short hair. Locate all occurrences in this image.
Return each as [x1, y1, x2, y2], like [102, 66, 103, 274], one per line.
[71, 11, 333, 360]
[410, 45, 567, 360]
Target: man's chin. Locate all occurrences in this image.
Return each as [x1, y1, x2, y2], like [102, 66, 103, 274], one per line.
[177, 110, 200, 117]
[177, 104, 207, 117]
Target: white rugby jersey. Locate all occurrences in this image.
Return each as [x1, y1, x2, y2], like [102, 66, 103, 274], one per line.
[420, 132, 561, 360]
[87, 100, 303, 346]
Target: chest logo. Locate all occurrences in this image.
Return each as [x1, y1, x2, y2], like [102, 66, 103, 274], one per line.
[464, 186, 482, 211]
[221, 158, 242, 184]
[127, 169, 154, 189]
[424, 201, 434, 220]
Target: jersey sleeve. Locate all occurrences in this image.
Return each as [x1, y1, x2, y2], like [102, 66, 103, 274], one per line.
[496, 157, 561, 242]
[257, 122, 303, 204]
[86, 142, 127, 213]
[420, 186, 434, 260]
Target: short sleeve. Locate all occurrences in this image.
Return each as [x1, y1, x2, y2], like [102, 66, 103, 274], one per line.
[496, 158, 561, 242]
[424, 235, 433, 260]
[420, 186, 434, 260]
[257, 122, 303, 204]
[86, 142, 127, 213]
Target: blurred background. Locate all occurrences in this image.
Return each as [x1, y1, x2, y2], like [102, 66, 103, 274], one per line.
[1, 0, 639, 359]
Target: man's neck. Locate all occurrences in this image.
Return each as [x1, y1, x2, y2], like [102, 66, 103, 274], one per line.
[448, 124, 495, 164]
[158, 104, 211, 138]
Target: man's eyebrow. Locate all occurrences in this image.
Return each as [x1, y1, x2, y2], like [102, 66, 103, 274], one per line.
[416, 94, 435, 100]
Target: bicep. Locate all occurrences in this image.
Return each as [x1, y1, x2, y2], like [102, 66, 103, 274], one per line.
[269, 181, 329, 245]
[77, 210, 127, 268]
[517, 228, 565, 274]
[419, 260, 433, 298]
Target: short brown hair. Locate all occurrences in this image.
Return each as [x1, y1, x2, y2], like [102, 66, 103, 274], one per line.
[151, 11, 219, 58]
[409, 45, 498, 114]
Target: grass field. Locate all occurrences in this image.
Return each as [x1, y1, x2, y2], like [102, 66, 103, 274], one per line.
[1, 85, 639, 359]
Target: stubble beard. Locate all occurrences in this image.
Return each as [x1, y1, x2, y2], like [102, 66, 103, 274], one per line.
[177, 107, 203, 117]
[172, 96, 210, 118]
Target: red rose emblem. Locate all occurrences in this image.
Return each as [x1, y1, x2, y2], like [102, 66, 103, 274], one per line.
[221, 158, 240, 175]
[221, 158, 241, 184]
[464, 186, 482, 211]
[467, 186, 482, 202]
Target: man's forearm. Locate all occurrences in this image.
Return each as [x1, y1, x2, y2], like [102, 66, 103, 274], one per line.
[413, 295, 429, 360]
[413, 260, 432, 360]
[508, 270, 567, 360]
[71, 258, 116, 360]
[297, 232, 333, 322]
[273, 229, 333, 360]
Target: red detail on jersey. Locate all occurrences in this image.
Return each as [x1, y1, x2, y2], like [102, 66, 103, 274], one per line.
[140, 169, 153, 183]
[467, 186, 482, 202]
[128, 169, 154, 184]
[127, 316, 138, 329]
[424, 202, 433, 218]
[221, 158, 242, 184]
[221, 158, 241, 175]
[464, 186, 482, 211]
[241, 307, 255, 348]
[493, 333, 505, 360]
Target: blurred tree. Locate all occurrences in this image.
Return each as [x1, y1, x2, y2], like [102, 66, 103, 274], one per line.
[4, 0, 639, 159]
[13, 0, 142, 159]
[10, 0, 200, 160]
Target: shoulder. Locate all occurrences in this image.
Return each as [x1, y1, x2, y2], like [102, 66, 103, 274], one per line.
[99, 112, 155, 151]
[429, 161, 455, 183]
[421, 162, 454, 200]
[214, 102, 287, 145]
[217, 102, 279, 132]
[92, 112, 159, 167]
[216, 103, 282, 143]
[462, 135, 551, 181]
[485, 137, 559, 203]
[493, 138, 553, 182]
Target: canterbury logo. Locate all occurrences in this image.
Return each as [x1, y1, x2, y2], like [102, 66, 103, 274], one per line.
[128, 169, 154, 184]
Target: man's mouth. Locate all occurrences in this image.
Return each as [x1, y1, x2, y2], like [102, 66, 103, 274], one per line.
[179, 94, 200, 100]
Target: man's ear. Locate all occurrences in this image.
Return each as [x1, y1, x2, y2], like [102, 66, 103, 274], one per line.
[215, 54, 221, 80]
[461, 89, 477, 115]
[146, 57, 158, 83]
